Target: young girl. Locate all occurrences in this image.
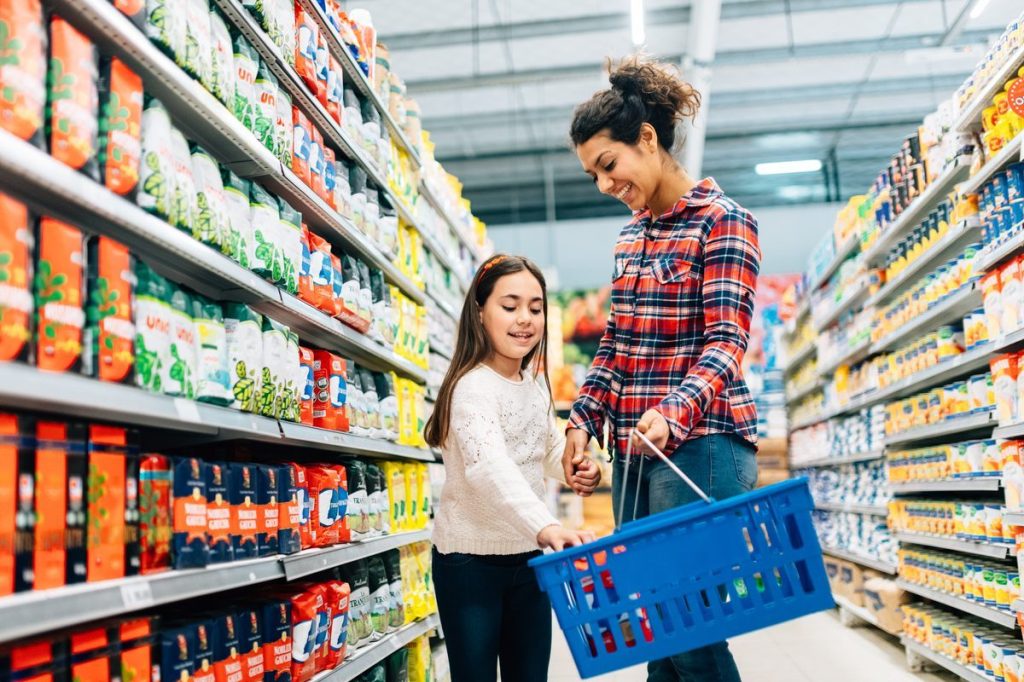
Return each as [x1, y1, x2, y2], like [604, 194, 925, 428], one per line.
[425, 254, 601, 682]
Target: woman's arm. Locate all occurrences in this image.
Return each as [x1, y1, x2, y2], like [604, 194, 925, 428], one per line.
[567, 311, 617, 442]
[656, 205, 761, 444]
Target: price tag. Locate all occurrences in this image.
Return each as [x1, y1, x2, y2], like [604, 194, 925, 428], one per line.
[120, 581, 155, 609]
[173, 398, 201, 424]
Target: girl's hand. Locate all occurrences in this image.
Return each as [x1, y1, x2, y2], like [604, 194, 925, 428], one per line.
[562, 428, 591, 489]
[571, 456, 602, 497]
[632, 409, 670, 455]
[537, 524, 596, 551]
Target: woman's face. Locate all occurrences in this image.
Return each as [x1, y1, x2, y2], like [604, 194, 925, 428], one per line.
[577, 126, 660, 212]
[480, 270, 545, 367]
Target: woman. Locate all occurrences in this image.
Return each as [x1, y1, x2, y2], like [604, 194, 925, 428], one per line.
[562, 56, 761, 682]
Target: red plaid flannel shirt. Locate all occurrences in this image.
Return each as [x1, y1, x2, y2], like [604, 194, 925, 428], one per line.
[568, 179, 761, 457]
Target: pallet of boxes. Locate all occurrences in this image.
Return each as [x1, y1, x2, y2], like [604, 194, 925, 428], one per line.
[823, 555, 910, 634]
[757, 438, 790, 487]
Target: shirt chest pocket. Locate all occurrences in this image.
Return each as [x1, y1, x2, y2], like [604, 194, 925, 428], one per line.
[639, 256, 703, 314]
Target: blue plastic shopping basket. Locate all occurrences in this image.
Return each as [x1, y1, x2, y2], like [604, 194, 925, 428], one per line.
[530, 431, 834, 678]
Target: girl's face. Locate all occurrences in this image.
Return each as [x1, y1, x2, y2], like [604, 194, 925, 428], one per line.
[577, 126, 660, 212]
[480, 270, 545, 367]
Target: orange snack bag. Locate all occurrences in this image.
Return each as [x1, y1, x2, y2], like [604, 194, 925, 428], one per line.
[0, 193, 33, 363]
[35, 217, 83, 373]
[98, 58, 143, 197]
[47, 16, 99, 179]
[84, 236, 134, 383]
[0, 0, 47, 146]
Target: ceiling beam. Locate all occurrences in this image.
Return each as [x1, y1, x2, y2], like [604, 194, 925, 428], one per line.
[420, 73, 966, 132]
[380, 0, 934, 51]
[435, 113, 924, 164]
[405, 29, 992, 93]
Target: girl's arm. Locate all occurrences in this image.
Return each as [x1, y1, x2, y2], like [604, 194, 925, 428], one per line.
[656, 205, 761, 444]
[451, 386, 560, 543]
[544, 409, 570, 485]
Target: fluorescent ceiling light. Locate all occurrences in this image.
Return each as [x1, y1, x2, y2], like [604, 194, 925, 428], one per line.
[631, 0, 645, 46]
[755, 159, 823, 176]
[970, 0, 991, 19]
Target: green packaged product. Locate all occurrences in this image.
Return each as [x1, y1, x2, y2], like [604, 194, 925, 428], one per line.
[279, 329, 300, 422]
[357, 664, 386, 682]
[137, 96, 175, 221]
[360, 368, 380, 433]
[145, 0, 186, 63]
[365, 462, 381, 534]
[345, 460, 369, 538]
[169, 128, 197, 234]
[258, 316, 288, 418]
[278, 200, 302, 294]
[356, 260, 373, 325]
[224, 303, 263, 412]
[275, 87, 293, 170]
[209, 9, 235, 108]
[253, 59, 278, 155]
[190, 145, 227, 249]
[367, 555, 389, 641]
[192, 294, 231, 405]
[249, 182, 280, 280]
[182, 0, 213, 90]
[375, 372, 398, 443]
[385, 648, 408, 682]
[231, 30, 258, 132]
[383, 550, 405, 630]
[220, 168, 253, 268]
[345, 360, 365, 437]
[165, 285, 198, 398]
[341, 559, 372, 646]
[133, 261, 172, 394]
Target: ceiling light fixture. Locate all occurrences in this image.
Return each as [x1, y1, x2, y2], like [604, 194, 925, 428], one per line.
[755, 159, 823, 176]
[970, 0, 991, 19]
[631, 0, 645, 46]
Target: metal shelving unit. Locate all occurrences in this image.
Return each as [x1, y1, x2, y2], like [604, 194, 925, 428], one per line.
[884, 411, 996, 448]
[283, 530, 431, 580]
[902, 637, 992, 682]
[817, 338, 872, 377]
[896, 580, 1018, 629]
[861, 159, 971, 269]
[954, 45, 1024, 133]
[961, 135, 1024, 196]
[791, 449, 886, 469]
[815, 502, 889, 516]
[812, 276, 871, 332]
[870, 284, 981, 355]
[785, 380, 825, 406]
[865, 219, 982, 309]
[312, 615, 441, 682]
[821, 546, 897, 575]
[833, 594, 880, 627]
[890, 478, 1002, 495]
[784, 342, 817, 374]
[894, 532, 1014, 559]
[0, 531, 431, 643]
[808, 235, 860, 294]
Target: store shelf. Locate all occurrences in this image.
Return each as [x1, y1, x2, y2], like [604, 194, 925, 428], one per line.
[976, 229, 1024, 274]
[283, 530, 431, 580]
[784, 342, 817, 374]
[785, 298, 812, 337]
[862, 159, 971, 268]
[815, 502, 889, 516]
[896, 579, 1018, 629]
[0, 129, 432, 382]
[833, 594, 879, 627]
[884, 411, 996, 448]
[789, 412, 828, 431]
[427, 289, 461, 322]
[813, 276, 872, 332]
[954, 45, 1024, 133]
[961, 135, 1024, 197]
[278, 423, 435, 461]
[430, 342, 454, 362]
[420, 179, 482, 261]
[890, 477, 1002, 494]
[792, 449, 886, 469]
[821, 546, 897, 575]
[1005, 511, 1024, 526]
[901, 637, 993, 682]
[786, 380, 826, 405]
[809, 235, 860, 293]
[817, 337, 872, 377]
[312, 615, 441, 682]
[870, 284, 981, 355]
[894, 532, 1014, 559]
[866, 218, 982, 308]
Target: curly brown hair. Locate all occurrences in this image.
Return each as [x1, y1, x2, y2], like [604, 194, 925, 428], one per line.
[570, 55, 701, 152]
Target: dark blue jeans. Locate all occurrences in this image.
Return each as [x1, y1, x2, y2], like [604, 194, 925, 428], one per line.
[432, 547, 551, 682]
[612, 433, 758, 682]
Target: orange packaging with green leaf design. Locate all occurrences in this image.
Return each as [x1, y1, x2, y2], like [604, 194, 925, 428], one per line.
[35, 216, 83, 373]
[47, 15, 99, 180]
[0, 0, 47, 146]
[85, 236, 134, 383]
[0, 192, 34, 363]
[99, 57, 142, 197]
[86, 424, 128, 582]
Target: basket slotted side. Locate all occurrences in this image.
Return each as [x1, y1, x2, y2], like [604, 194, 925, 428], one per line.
[531, 478, 834, 678]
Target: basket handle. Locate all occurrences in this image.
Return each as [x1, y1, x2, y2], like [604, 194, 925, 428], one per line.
[616, 429, 713, 531]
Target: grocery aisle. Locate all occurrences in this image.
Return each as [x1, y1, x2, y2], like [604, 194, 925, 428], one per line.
[548, 612, 956, 682]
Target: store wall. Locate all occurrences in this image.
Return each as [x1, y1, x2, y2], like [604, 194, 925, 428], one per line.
[490, 201, 843, 290]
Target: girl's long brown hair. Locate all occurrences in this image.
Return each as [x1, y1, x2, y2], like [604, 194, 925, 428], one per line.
[424, 254, 551, 448]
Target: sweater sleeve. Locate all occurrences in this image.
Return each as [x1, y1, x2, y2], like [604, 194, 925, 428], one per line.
[543, 408, 569, 485]
[450, 386, 560, 543]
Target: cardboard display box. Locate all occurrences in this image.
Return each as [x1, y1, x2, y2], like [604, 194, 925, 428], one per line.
[863, 576, 910, 635]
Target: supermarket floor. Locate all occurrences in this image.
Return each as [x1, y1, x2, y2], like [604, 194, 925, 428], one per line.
[546, 610, 957, 681]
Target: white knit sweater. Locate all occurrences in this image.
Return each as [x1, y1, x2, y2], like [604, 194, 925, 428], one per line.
[432, 364, 568, 555]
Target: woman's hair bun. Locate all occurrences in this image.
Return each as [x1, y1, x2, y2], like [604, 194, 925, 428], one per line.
[571, 55, 701, 152]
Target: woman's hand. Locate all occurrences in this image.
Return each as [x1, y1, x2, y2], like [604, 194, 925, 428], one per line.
[632, 409, 670, 455]
[562, 428, 600, 496]
[537, 524, 596, 551]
